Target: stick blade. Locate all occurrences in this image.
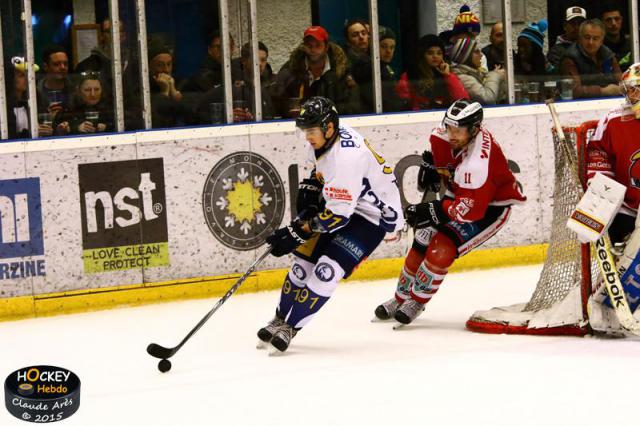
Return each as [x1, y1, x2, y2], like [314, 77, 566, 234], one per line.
[147, 343, 176, 359]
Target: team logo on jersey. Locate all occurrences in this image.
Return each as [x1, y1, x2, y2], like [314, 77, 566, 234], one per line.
[315, 262, 335, 282]
[203, 152, 285, 250]
[291, 263, 307, 280]
[629, 150, 640, 188]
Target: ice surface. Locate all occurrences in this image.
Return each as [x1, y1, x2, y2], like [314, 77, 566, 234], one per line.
[2, 264, 639, 426]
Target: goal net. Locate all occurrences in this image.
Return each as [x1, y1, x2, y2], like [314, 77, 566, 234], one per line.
[466, 121, 600, 336]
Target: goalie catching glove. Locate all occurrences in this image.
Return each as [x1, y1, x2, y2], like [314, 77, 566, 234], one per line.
[404, 200, 449, 229]
[417, 150, 441, 193]
[266, 221, 313, 257]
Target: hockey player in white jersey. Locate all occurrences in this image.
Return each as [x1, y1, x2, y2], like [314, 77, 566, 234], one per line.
[258, 96, 404, 352]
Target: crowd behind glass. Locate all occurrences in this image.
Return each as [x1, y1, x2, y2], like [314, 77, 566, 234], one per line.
[2, 1, 636, 140]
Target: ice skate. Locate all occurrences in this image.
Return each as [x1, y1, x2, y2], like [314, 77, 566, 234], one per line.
[269, 323, 298, 353]
[394, 299, 425, 326]
[256, 315, 285, 349]
[373, 298, 401, 321]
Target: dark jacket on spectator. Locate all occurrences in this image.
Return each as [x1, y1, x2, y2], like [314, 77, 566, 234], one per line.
[560, 43, 621, 99]
[59, 97, 114, 135]
[181, 55, 223, 93]
[149, 77, 191, 128]
[604, 36, 631, 72]
[547, 35, 573, 70]
[272, 42, 361, 117]
[380, 62, 408, 112]
[75, 47, 141, 129]
[482, 44, 504, 71]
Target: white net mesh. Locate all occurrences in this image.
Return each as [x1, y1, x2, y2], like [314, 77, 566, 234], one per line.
[467, 125, 599, 335]
[524, 130, 584, 312]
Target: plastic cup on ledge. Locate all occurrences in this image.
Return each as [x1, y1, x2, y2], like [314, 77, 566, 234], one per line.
[514, 83, 523, 104]
[288, 97, 302, 118]
[209, 103, 225, 124]
[38, 113, 53, 127]
[544, 81, 558, 101]
[527, 82, 540, 103]
[560, 79, 574, 100]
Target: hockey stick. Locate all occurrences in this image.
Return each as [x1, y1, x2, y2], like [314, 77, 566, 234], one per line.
[147, 246, 273, 367]
[546, 100, 640, 336]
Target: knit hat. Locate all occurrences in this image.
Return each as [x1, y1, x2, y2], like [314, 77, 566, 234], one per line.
[10, 56, 39, 73]
[452, 5, 481, 36]
[379, 26, 396, 42]
[148, 40, 172, 62]
[449, 36, 477, 65]
[518, 19, 548, 50]
[417, 34, 445, 58]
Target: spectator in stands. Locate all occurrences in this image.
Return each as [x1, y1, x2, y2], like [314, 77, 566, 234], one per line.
[396, 34, 468, 111]
[37, 45, 72, 121]
[343, 18, 373, 112]
[515, 20, 549, 82]
[181, 31, 235, 93]
[378, 26, 407, 112]
[482, 22, 504, 71]
[560, 19, 622, 99]
[59, 72, 113, 134]
[450, 36, 506, 105]
[6, 57, 32, 139]
[194, 41, 276, 123]
[5, 56, 64, 138]
[440, 5, 487, 70]
[147, 41, 188, 128]
[75, 17, 139, 129]
[272, 25, 360, 117]
[548, 6, 586, 71]
[601, 2, 631, 71]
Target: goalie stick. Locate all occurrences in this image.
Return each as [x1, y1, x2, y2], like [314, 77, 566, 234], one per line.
[546, 99, 640, 336]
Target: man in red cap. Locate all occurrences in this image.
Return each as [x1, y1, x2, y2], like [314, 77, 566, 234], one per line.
[272, 25, 361, 118]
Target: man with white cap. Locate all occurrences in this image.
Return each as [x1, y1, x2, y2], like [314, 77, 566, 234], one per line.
[548, 6, 587, 70]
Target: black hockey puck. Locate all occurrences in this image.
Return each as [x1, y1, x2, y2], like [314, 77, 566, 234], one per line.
[158, 359, 172, 373]
[4, 365, 81, 423]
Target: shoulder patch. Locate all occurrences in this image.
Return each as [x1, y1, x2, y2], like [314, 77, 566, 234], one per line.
[454, 130, 491, 189]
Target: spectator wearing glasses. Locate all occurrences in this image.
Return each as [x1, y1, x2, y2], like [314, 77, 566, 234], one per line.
[181, 30, 235, 93]
[548, 6, 587, 70]
[560, 19, 622, 99]
[395, 34, 467, 111]
[272, 25, 360, 118]
[450, 36, 506, 105]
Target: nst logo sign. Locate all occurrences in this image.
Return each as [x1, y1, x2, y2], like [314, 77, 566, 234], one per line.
[0, 177, 45, 279]
[78, 159, 169, 273]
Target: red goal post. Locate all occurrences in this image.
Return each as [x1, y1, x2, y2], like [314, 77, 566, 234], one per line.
[465, 120, 600, 336]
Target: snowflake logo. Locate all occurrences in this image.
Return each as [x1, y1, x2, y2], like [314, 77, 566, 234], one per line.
[203, 152, 285, 250]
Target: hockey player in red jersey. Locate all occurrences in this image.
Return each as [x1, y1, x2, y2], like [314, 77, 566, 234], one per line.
[586, 63, 640, 244]
[375, 99, 526, 325]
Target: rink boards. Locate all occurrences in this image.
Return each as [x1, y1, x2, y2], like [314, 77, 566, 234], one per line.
[0, 98, 619, 320]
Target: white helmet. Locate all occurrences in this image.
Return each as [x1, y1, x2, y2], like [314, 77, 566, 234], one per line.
[620, 62, 640, 118]
[443, 99, 483, 134]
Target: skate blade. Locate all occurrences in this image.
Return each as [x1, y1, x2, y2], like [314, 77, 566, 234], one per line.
[256, 339, 269, 350]
[371, 317, 392, 323]
[393, 323, 408, 330]
[267, 344, 284, 356]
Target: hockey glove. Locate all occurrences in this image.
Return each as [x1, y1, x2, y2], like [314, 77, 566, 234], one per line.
[296, 177, 324, 220]
[266, 221, 314, 257]
[404, 200, 449, 229]
[417, 150, 441, 193]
